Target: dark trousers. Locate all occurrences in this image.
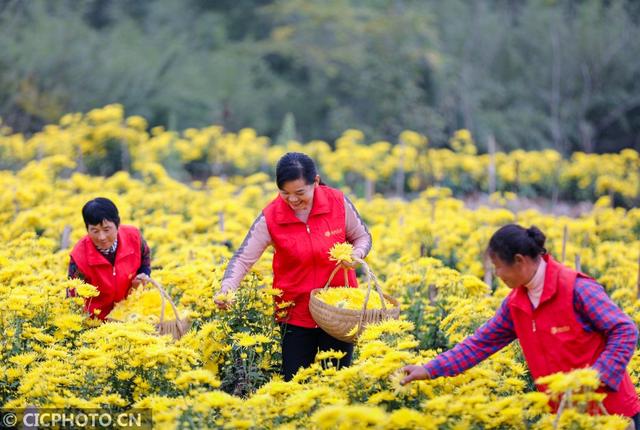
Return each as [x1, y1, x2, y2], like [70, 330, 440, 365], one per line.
[280, 323, 353, 381]
[634, 413, 640, 430]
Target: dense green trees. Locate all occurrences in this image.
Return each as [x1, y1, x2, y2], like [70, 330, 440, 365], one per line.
[0, 0, 639, 153]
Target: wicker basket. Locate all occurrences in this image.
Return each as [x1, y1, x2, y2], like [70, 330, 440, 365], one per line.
[309, 258, 400, 343]
[107, 278, 191, 341]
[151, 278, 192, 340]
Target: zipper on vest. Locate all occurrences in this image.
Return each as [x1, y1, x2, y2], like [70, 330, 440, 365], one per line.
[112, 266, 116, 276]
[532, 320, 536, 332]
[305, 221, 317, 328]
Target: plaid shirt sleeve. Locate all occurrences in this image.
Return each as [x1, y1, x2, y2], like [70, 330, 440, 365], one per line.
[136, 237, 152, 276]
[423, 298, 517, 378]
[573, 278, 638, 391]
[66, 256, 85, 297]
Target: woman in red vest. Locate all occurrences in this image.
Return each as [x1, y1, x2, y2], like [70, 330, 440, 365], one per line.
[68, 197, 151, 319]
[401, 224, 640, 425]
[216, 152, 372, 381]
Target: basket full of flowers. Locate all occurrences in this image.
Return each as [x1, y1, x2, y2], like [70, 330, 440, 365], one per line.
[109, 278, 191, 340]
[309, 243, 400, 343]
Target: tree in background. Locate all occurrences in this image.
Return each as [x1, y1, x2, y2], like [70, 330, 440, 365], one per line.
[0, 0, 639, 154]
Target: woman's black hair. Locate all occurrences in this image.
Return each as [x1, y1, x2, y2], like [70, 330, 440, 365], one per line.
[487, 224, 546, 265]
[275, 152, 321, 189]
[82, 197, 120, 229]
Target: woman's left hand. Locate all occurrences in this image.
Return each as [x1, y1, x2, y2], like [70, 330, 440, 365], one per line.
[132, 273, 150, 288]
[339, 254, 360, 270]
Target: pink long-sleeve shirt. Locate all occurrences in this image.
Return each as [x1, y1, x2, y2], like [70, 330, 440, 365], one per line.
[221, 196, 372, 291]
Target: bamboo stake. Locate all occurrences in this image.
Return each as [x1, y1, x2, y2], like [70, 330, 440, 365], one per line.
[218, 210, 225, 232]
[430, 197, 436, 223]
[488, 134, 496, 195]
[396, 138, 406, 198]
[561, 225, 568, 263]
[428, 284, 438, 306]
[483, 252, 493, 288]
[365, 178, 375, 202]
[60, 225, 72, 250]
[636, 250, 640, 299]
[575, 254, 581, 272]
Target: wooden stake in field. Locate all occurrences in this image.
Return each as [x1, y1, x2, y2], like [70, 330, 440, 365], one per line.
[60, 225, 72, 250]
[487, 134, 496, 195]
[218, 210, 225, 232]
[637, 249, 640, 299]
[574, 254, 581, 272]
[483, 251, 493, 288]
[430, 197, 436, 223]
[395, 138, 406, 198]
[561, 225, 568, 263]
[428, 284, 438, 306]
[365, 177, 375, 202]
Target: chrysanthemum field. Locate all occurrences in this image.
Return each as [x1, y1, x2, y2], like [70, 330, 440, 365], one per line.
[1, 106, 639, 429]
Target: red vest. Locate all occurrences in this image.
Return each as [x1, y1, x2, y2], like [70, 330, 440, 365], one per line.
[70, 225, 142, 319]
[263, 185, 358, 328]
[507, 254, 640, 417]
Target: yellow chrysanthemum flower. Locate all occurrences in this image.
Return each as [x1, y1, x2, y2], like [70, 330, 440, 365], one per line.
[315, 287, 392, 310]
[328, 242, 354, 264]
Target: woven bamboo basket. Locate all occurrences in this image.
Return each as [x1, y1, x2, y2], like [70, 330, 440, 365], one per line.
[108, 278, 191, 341]
[150, 278, 192, 340]
[309, 258, 400, 343]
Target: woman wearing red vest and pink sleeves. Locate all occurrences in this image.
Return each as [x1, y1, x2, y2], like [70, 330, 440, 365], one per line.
[67, 197, 152, 319]
[401, 224, 640, 426]
[216, 152, 372, 381]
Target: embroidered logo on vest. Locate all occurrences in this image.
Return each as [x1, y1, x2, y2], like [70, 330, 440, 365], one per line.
[324, 228, 343, 237]
[551, 326, 570, 335]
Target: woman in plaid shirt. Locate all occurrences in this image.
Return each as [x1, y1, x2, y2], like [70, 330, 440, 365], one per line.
[401, 224, 640, 425]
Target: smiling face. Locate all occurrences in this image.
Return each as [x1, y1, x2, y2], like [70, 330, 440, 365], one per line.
[278, 176, 319, 211]
[87, 220, 118, 250]
[490, 253, 538, 289]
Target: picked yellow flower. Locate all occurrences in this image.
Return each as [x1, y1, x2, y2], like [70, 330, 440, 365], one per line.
[328, 242, 354, 264]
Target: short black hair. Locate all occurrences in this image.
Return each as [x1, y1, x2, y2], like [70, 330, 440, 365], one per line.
[487, 224, 546, 265]
[82, 197, 120, 229]
[275, 152, 318, 189]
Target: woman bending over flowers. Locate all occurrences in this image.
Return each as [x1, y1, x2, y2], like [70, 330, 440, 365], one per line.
[401, 224, 640, 427]
[67, 197, 151, 319]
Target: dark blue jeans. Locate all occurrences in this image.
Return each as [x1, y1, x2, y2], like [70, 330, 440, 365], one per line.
[279, 323, 353, 381]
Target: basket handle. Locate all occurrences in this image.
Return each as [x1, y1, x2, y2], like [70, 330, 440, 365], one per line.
[319, 257, 389, 338]
[149, 278, 184, 325]
[321, 258, 386, 309]
[357, 258, 387, 311]
[355, 258, 388, 335]
[321, 264, 352, 290]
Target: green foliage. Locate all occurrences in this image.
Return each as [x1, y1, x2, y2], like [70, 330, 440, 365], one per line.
[216, 273, 282, 397]
[1, 0, 639, 153]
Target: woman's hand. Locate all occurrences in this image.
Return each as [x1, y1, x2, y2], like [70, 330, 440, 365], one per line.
[131, 273, 150, 289]
[339, 254, 361, 270]
[400, 365, 430, 385]
[214, 287, 236, 310]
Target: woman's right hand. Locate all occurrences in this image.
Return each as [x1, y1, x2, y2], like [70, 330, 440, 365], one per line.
[400, 365, 430, 385]
[214, 287, 236, 310]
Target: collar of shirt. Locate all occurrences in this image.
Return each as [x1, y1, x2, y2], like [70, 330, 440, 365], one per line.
[525, 258, 546, 309]
[96, 239, 118, 256]
[294, 207, 312, 224]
